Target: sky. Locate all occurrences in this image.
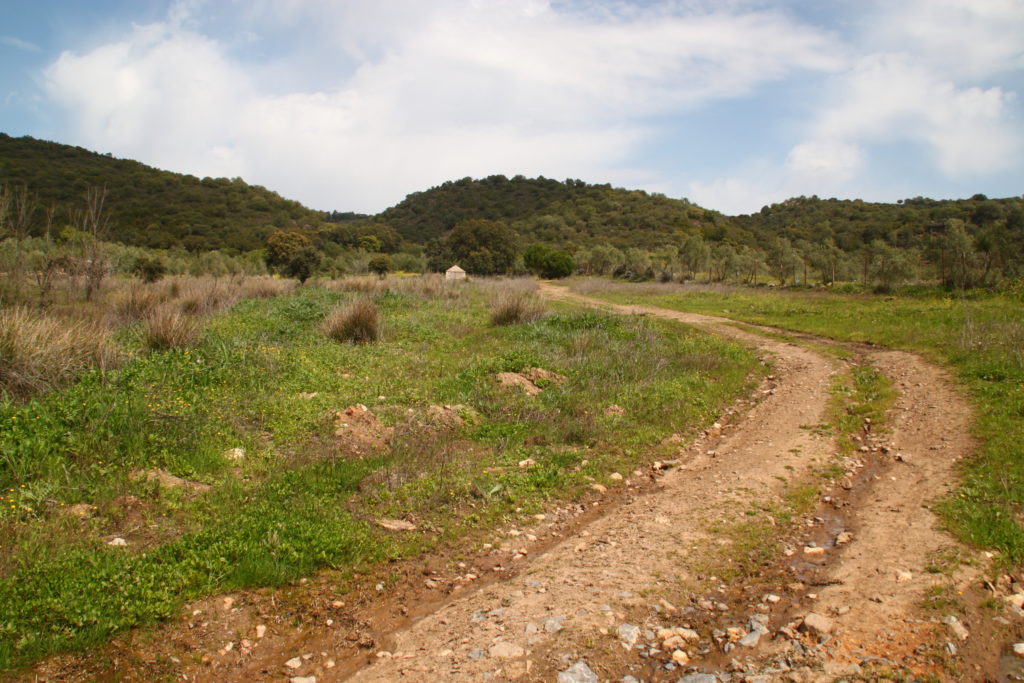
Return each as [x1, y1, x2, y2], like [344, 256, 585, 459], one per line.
[1, 0, 1022, 215]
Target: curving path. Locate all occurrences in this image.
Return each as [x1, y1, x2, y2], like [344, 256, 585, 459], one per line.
[340, 285, 978, 682]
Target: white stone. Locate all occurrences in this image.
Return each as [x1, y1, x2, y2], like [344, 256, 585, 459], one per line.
[488, 641, 525, 658]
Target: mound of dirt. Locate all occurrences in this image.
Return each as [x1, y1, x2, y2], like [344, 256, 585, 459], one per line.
[496, 368, 567, 396]
[425, 404, 477, 429]
[330, 404, 394, 456]
[129, 468, 211, 493]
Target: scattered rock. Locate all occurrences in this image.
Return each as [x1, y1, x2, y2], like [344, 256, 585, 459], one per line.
[679, 674, 717, 683]
[375, 518, 417, 532]
[224, 447, 245, 462]
[1013, 643, 1024, 658]
[800, 612, 834, 636]
[803, 546, 825, 556]
[290, 677, 316, 683]
[255, 625, 267, 639]
[895, 570, 913, 582]
[543, 615, 565, 633]
[107, 537, 127, 547]
[671, 649, 690, 664]
[558, 661, 598, 683]
[592, 484, 607, 494]
[488, 641, 525, 658]
[518, 458, 536, 468]
[66, 503, 94, 519]
[129, 468, 211, 493]
[836, 531, 853, 544]
[284, 656, 303, 669]
[764, 594, 781, 604]
[943, 615, 969, 641]
[609, 472, 623, 481]
[823, 662, 862, 677]
[617, 623, 641, 647]
[738, 630, 762, 647]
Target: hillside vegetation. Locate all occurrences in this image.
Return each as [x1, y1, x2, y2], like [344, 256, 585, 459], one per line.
[0, 134, 323, 252]
[2, 134, 1022, 288]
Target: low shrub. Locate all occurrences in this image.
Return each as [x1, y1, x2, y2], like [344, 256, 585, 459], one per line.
[489, 289, 546, 326]
[321, 299, 380, 343]
[0, 307, 121, 399]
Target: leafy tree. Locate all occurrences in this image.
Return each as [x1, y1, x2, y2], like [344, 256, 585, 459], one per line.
[523, 243, 553, 274]
[766, 237, 801, 285]
[809, 238, 844, 285]
[943, 220, 976, 289]
[368, 253, 392, 277]
[358, 234, 382, 253]
[284, 245, 321, 283]
[265, 230, 312, 273]
[588, 244, 623, 275]
[131, 254, 168, 283]
[870, 240, 917, 289]
[429, 219, 518, 275]
[680, 235, 710, 280]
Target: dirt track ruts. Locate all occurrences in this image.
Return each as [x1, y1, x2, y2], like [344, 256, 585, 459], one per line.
[340, 285, 978, 681]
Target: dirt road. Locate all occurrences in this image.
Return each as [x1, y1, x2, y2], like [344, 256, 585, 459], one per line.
[28, 286, 1013, 682]
[339, 286, 990, 681]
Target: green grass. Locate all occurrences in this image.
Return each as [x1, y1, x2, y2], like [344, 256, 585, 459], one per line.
[0, 279, 759, 671]
[570, 278, 1024, 563]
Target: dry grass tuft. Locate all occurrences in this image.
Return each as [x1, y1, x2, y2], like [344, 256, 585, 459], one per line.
[489, 288, 547, 326]
[0, 307, 121, 399]
[112, 286, 168, 322]
[325, 276, 387, 295]
[237, 276, 295, 300]
[142, 305, 203, 351]
[321, 299, 380, 344]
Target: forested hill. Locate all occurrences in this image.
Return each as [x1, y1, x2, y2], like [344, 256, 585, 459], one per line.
[735, 194, 1024, 253]
[379, 175, 744, 250]
[0, 134, 324, 251]
[378, 175, 1022, 260]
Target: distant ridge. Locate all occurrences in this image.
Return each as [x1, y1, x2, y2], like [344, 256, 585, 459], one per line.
[0, 133, 324, 252]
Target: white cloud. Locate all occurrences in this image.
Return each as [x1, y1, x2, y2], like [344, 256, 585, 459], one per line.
[42, 1, 841, 212]
[1, 35, 41, 52]
[688, 0, 1024, 214]
[867, 0, 1024, 78]
[814, 53, 1019, 175]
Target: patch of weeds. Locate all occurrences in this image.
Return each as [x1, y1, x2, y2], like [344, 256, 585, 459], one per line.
[923, 546, 967, 575]
[920, 583, 964, 613]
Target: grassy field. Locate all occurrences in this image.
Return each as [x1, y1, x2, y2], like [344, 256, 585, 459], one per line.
[0, 275, 760, 670]
[569, 278, 1024, 565]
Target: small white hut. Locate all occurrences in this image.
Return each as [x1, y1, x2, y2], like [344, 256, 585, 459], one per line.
[445, 265, 467, 281]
